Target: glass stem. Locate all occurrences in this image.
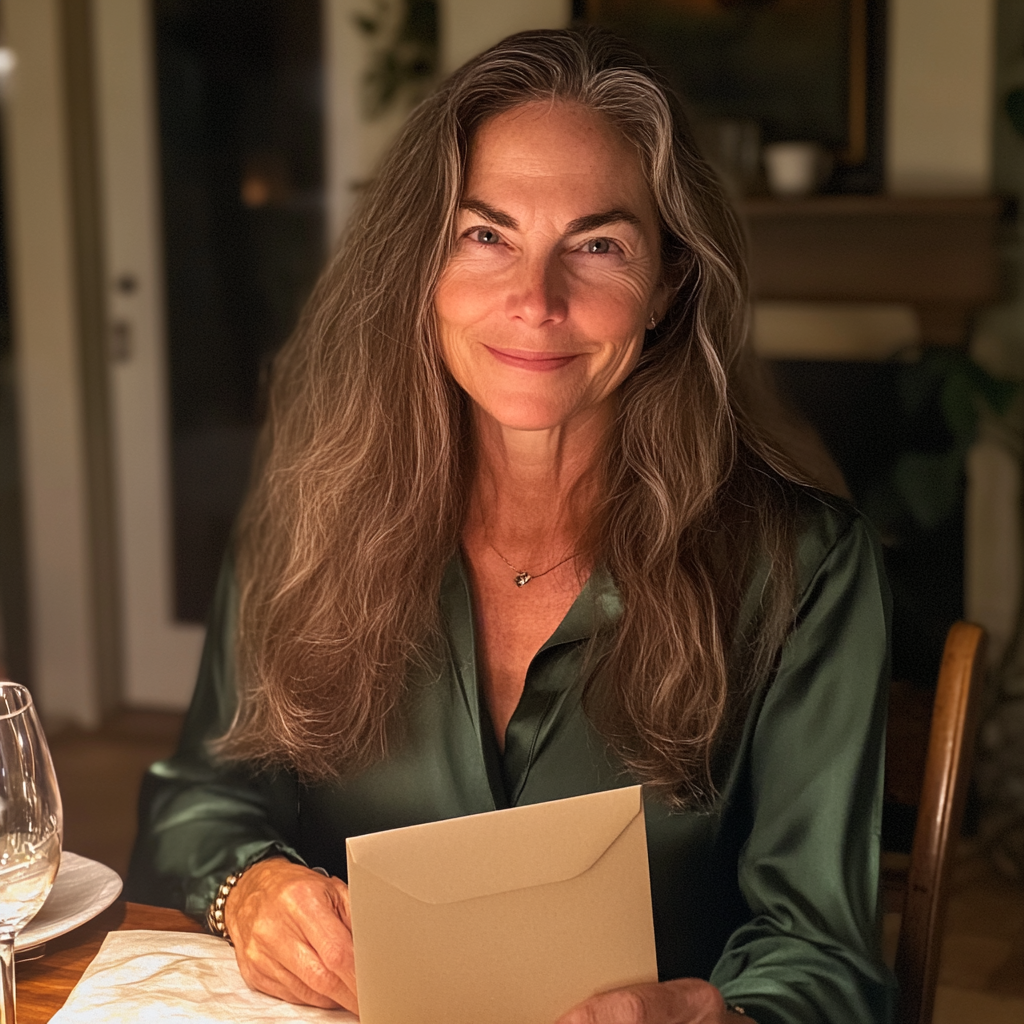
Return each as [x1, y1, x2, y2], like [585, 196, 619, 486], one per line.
[0, 936, 14, 1024]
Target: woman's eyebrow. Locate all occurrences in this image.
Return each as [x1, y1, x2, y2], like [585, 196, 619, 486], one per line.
[459, 199, 518, 229]
[564, 209, 641, 234]
[459, 201, 641, 236]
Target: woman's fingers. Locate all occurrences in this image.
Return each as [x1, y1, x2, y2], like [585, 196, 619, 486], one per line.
[237, 909, 358, 1010]
[268, 873, 358, 999]
[557, 987, 654, 1024]
[226, 858, 359, 1011]
[291, 908, 359, 1012]
[301, 877, 358, 986]
[241, 956, 350, 1010]
[555, 978, 733, 1024]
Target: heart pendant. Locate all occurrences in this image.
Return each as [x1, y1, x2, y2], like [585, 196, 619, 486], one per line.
[514, 571, 532, 587]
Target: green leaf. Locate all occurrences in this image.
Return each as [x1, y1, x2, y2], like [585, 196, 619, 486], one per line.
[356, 1, 437, 120]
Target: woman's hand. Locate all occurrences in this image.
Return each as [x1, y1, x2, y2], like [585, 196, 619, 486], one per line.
[224, 856, 358, 1012]
[555, 978, 754, 1024]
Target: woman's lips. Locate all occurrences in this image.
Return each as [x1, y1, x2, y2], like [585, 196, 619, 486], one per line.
[485, 346, 580, 371]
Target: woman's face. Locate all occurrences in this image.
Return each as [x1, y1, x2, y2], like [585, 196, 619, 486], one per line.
[435, 100, 668, 435]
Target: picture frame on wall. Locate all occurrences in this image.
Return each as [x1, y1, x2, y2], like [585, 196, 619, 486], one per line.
[579, 0, 885, 194]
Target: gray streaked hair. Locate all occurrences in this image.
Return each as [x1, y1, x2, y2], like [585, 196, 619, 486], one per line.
[215, 27, 819, 807]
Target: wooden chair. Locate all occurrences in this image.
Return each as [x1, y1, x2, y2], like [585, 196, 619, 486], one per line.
[892, 621, 988, 1024]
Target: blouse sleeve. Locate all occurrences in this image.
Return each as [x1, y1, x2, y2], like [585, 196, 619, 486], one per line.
[124, 554, 307, 920]
[709, 510, 898, 1023]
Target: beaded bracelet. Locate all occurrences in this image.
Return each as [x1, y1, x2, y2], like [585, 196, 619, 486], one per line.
[725, 1005, 747, 1016]
[206, 866, 249, 945]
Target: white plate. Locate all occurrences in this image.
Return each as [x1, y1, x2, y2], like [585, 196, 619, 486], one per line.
[15, 851, 123, 951]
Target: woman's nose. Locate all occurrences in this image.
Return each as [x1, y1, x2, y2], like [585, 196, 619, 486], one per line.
[504, 255, 568, 328]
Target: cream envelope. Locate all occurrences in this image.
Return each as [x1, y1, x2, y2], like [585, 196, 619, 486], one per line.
[346, 785, 657, 1024]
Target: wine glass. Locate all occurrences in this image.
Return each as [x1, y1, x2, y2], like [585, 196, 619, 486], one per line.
[0, 682, 63, 1024]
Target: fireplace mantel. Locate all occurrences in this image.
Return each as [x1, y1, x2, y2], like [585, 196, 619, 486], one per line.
[740, 195, 1008, 347]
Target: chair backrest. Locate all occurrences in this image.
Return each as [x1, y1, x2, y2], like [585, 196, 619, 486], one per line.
[894, 621, 987, 1024]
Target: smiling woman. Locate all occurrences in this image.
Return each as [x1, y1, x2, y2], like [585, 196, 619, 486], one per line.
[127, 27, 895, 1024]
[438, 103, 663, 432]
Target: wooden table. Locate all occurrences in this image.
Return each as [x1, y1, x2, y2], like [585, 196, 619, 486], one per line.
[16, 902, 204, 1024]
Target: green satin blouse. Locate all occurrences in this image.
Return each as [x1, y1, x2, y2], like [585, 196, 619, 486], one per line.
[126, 495, 897, 1024]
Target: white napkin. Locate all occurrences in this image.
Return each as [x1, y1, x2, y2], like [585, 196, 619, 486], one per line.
[48, 930, 359, 1023]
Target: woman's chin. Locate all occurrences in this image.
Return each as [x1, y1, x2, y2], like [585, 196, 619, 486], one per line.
[476, 398, 589, 434]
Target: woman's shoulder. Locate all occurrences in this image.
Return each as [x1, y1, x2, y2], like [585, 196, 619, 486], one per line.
[788, 487, 885, 599]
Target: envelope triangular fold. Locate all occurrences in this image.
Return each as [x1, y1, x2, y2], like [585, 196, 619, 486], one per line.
[347, 784, 642, 904]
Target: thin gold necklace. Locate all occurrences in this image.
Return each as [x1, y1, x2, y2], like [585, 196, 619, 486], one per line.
[487, 542, 576, 587]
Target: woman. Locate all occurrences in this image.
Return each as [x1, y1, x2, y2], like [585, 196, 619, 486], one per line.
[128, 27, 895, 1024]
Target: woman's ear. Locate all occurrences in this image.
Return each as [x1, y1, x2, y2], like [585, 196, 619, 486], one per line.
[653, 280, 673, 325]
[655, 237, 695, 319]
[649, 269, 683, 329]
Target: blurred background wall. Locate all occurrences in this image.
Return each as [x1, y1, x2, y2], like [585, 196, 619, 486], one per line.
[0, 0, 1021, 875]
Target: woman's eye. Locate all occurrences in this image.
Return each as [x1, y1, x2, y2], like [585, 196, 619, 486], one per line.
[470, 228, 501, 245]
[584, 238, 613, 254]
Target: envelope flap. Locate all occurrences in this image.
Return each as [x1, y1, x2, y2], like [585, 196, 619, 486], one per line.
[346, 786, 643, 905]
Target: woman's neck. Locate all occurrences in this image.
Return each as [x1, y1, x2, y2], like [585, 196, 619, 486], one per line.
[467, 402, 612, 563]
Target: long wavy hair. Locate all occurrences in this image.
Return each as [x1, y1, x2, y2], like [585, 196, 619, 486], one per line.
[215, 27, 828, 807]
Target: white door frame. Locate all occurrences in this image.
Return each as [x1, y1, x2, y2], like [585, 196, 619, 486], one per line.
[91, 0, 203, 709]
[1, 0, 100, 723]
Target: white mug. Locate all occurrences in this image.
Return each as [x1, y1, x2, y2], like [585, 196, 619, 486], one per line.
[763, 142, 831, 197]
